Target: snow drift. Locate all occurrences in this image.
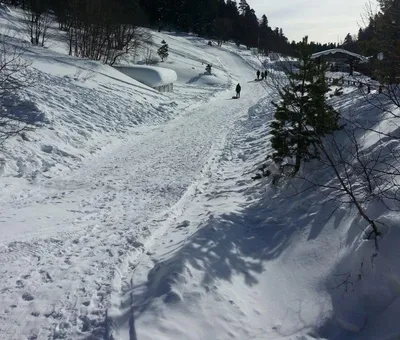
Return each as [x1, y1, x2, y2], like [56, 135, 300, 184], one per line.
[113, 65, 178, 89]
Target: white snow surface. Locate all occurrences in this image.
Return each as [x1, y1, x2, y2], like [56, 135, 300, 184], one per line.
[1, 6, 400, 340]
[113, 65, 178, 88]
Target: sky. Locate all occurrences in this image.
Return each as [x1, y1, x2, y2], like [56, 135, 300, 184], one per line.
[247, 0, 378, 44]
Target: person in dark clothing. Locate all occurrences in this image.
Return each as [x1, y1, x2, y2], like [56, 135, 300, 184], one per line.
[264, 69, 268, 80]
[261, 71, 265, 80]
[256, 70, 260, 80]
[236, 83, 241, 98]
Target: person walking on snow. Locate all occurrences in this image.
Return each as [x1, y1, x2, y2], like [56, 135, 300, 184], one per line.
[236, 83, 241, 98]
[261, 71, 265, 80]
[256, 70, 260, 80]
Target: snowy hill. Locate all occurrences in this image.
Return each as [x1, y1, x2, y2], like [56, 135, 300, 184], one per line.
[0, 4, 400, 340]
[0, 6, 233, 180]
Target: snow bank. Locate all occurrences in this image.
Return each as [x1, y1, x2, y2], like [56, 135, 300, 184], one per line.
[0, 40, 180, 179]
[113, 64, 177, 89]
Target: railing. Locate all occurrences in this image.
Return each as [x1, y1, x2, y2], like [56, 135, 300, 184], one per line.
[326, 76, 384, 94]
[154, 83, 174, 92]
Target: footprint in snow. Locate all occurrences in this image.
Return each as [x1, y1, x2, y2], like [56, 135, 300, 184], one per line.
[176, 220, 190, 229]
[40, 270, 53, 283]
[22, 292, 34, 301]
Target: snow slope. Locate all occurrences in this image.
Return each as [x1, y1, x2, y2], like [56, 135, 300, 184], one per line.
[1, 5, 400, 340]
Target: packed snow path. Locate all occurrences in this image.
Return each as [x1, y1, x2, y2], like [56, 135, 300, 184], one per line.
[0, 48, 267, 339]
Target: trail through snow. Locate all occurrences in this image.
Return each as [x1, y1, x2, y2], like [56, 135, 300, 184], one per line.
[0, 46, 268, 339]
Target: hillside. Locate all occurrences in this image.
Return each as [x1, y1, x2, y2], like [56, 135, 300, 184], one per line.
[0, 4, 400, 340]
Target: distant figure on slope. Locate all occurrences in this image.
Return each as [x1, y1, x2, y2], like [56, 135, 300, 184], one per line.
[261, 71, 265, 80]
[264, 69, 268, 80]
[236, 83, 241, 98]
[256, 70, 260, 80]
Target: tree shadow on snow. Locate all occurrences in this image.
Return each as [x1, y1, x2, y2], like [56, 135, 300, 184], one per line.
[186, 72, 208, 84]
[99, 88, 400, 340]
[115, 184, 340, 333]
[2, 91, 45, 125]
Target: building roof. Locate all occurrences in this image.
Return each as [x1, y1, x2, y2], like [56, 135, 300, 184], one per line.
[311, 49, 368, 63]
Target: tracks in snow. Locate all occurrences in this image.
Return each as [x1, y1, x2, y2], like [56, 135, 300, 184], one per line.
[0, 129, 229, 340]
[0, 47, 268, 340]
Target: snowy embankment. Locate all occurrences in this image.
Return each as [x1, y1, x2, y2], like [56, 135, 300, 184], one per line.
[1, 53, 175, 179]
[0, 6, 232, 181]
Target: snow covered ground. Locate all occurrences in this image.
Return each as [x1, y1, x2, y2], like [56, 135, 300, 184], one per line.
[1, 5, 400, 340]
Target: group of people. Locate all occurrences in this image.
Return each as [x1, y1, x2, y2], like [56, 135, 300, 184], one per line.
[256, 69, 268, 81]
[234, 68, 269, 99]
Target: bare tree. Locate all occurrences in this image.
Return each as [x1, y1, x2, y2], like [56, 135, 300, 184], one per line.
[299, 121, 384, 243]
[62, 0, 150, 66]
[25, 0, 53, 47]
[104, 27, 152, 66]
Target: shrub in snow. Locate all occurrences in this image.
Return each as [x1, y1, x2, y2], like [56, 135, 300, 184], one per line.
[144, 47, 159, 65]
[146, 57, 159, 66]
[158, 43, 169, 62]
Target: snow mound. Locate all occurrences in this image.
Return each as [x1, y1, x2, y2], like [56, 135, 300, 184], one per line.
[113, 65, 177, 88]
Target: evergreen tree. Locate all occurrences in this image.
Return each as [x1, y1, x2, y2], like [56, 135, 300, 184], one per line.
[260, 14, 268, 28]
[270, 37, 341, 174]
[157, 43, 169, 61]
[23, 0, 296, 58]
[370, 0, 400, 83]
[238, 0, 248, 15]
[343, 33, 353, 46]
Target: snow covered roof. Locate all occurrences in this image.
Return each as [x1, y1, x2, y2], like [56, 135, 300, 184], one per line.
[113, 65, 178, 88]
[311, 49, 368, 63]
